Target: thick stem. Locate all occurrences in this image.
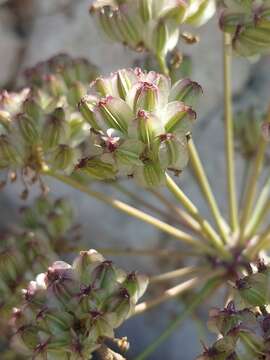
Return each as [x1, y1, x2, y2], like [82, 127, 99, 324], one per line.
[223, 33, 238, 231]
[165, 174, 231, 258]
[45, 170, 215, 254]
[239, 139, 267, 245]
[188, 139, 229, 240]
[133, 276, 222, 360]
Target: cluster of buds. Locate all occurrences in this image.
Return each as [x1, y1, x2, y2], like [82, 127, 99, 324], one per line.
[0, 55, 98, 179]
[198, 262, 270, 359]
[11, 250, 148, 359]
[234, 106, 269, 159]
[219, 0, 270, 57]
[90, 0, 216, 58]
[0, 196, 78, 334]
[78, 68, 202, 187]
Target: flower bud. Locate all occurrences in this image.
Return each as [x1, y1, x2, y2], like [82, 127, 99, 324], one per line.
[50, 145, 79, 172]
[165, 101, 196, 134]
[169, 78, 203, 108]
[0, 135, 19, 167]
[16, 113, 40, 145]
[158, 133, 188, 170]
[130, 81, 159, 113]
[75, 157, 116, 180]
[235, 272, 269, 308]
[11, 250, 148, 358]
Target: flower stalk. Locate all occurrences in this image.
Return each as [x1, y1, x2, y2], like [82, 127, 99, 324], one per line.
[223, 32, 238, 232]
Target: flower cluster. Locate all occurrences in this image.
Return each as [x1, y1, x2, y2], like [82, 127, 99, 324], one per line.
[0, 196, 78, 333]
[78, 68, 202, 187]
[198, 262, 270, 359]
[219, 0, 270, 57]
[0, 55, 97, 178]
[234, 106, 269, 159]
[11, 250, 148, 359]
[90, 0, 216, 58]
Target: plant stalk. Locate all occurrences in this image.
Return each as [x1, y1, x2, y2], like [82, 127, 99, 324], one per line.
[133, 276, 222, 360]
[239, 139, 267, 244]
[165, 173, 231, 258]
[45, 170, 215, 254]
[188, 139, 229, 240]
[223, 32, 238, 231]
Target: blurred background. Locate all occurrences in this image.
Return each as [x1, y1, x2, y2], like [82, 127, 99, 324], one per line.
[0, 0, 270, 358]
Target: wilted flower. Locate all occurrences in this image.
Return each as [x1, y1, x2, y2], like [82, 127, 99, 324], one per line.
[234, 106, 269, 159]
[219, 0, 270, 57]
[90, 0, 216, 58]
[11, 250, 148, 359]
[79, 68, 202, 186]
[0, 55, 98, 178]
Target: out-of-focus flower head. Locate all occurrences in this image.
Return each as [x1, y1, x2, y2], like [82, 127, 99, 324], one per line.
[90, 0, 216, 58]
[219, 0, 270, 57]
[78, 67, 202, 187]
[198, 262, 270, 359]
[234, 106, 269, 159]
[0, 196, 78, 334]
[0, 55, 98, 184]
[11, 250, 148, 359]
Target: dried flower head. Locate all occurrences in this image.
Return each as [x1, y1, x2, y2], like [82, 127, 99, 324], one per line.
[90, 0, 216, 57]
[11, 250, 148, 359]
[79, 68, 202, 186]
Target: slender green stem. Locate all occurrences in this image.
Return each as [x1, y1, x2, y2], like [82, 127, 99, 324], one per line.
[112, 183, 176, 222]
[245, 174, 270, 239]
[223, 33, 238, 232]
[149, 188, 202, 234]
[239, 159, 251, 209]
[134, 277, 200, 315]
[95, 247, 197, 259]
[239, 139, 267, 245]
[150, 266, 208, 283]
[45, 170, 215, 254]
[246, 224, 270, 259]
[165, 174, 231, 259]
[188, 139, 229, 240]
[157, 54, 169, 76]
[133, 276, 222, 360]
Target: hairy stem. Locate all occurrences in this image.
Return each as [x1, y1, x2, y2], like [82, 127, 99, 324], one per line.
[45, 170, 215, 254]
[188, 139, 229, 240]
[223, 33, 238, 231]
[165, 174, 231, 258]
[133, 276, 222, 360]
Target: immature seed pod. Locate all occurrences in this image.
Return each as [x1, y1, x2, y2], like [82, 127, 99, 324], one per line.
[11, 250, 148, 359]
[91, 0, 216, 58]
[78, 68, 200, 187]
